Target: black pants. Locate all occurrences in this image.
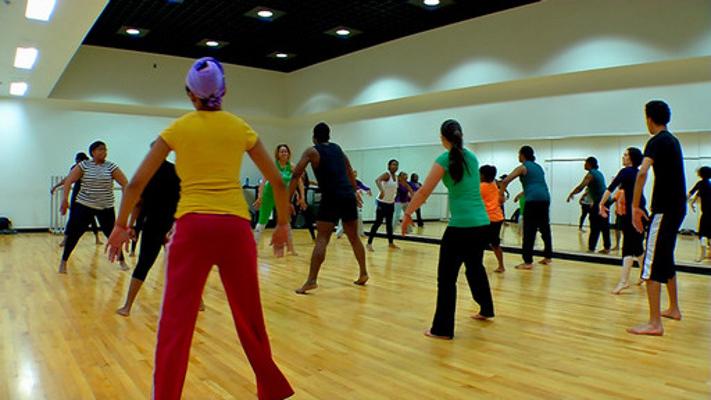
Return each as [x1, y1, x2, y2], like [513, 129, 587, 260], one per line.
[414, 208, 424, 227]
[130, 212, 145, 253]
[522, 201, 553, 264]
[579, 204, 591, 229]
[65, 199, 99, 235]
[62, 202, 123, 261]
[133, 214, 174, 281]
[588, 204, 611, 251]
[368, 201, 394, 244]
[430, 226, 494, 338]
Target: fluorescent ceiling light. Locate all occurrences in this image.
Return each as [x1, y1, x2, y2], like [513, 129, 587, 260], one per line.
[10, 82, 29, 96]
[25, 0, 57, 21]
[14, 47, 39, 70]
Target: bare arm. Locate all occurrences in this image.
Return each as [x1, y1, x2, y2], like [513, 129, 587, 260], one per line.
[499, 165, 526, 195]
[599, 190, 612, 217]
[51, 177, 67, 193]
[250, 140, 290, 227]
[567, 173, 592, 201]
[112, 167, 129, 188]
[59, 166, 83, 214]
[288, 148, 317, 199]
[632, 157, 653, 232]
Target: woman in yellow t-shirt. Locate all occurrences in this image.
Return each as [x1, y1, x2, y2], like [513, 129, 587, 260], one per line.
[106, 57, 294, 400]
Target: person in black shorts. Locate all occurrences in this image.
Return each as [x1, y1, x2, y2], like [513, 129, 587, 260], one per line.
[688, 166, 711, 262]
[288, 122, 368, 294]
[599, 147, 646, 294]
[629, 100, 686, 336]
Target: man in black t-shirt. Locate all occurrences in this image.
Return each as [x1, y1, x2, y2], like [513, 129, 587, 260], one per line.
[287, 122, 369, 294]
[629, 100, 686, 336]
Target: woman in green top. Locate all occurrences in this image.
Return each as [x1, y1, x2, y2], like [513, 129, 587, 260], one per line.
[253, 144, 305, 254]
[403, 119, 494, 340]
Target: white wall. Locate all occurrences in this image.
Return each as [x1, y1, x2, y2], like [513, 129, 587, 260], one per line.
[0, 99, 284, 228]
[344, 132, 711, 231]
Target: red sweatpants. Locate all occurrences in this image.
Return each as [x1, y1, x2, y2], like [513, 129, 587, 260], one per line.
[153, 213, 294, 400]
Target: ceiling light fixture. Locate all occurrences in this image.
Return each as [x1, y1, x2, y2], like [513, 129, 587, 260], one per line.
[325, 26, 361, 39]
[408, 0, 452, 9]
[336, 29, 351, 36]
[198, 39, 228, 49]
[423, 0, 440, 6]
[10, 82, 29, 96]
[14, 47, 39, 70]
[257, 9, 274, 18]
[245, 7, 285, 21]
[125, 28, 141, 36]
[268, 51, 295, 60]
[206, 40, 220, 47]
[118, 26, 149, 37]
[275, 53, 288, 58]
[25, 0, 56, 21]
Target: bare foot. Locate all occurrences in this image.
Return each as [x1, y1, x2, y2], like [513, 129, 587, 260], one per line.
[611, 282, 629, 295]
[626, 323, 664, 336]
[494, 267, 506, 273]
[661, 309, 682, 320]
[58, 261, 67, 274]
[366, 244, 374, 252]
[424, 329, 452, 340]
[539, 258, 552, 265]
[515, 263, 533, 270]
[295, 282, 318, 295]
[58, 239, 66, 247]
[288, 250, 299, 256]
[116, 307, 130, 317]
[388, 243, 400, 250]
[119, 260, 130, 271]
[598, 249, 611, 254]
[635, 278, 646, 286]
[353, 275, 369, 286]
[471, 313, 493, 321]
[129, 251, 136, 257]
[95, 238, 103, 245]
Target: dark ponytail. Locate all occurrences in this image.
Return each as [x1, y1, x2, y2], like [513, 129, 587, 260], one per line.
[440, 119, 468, 183]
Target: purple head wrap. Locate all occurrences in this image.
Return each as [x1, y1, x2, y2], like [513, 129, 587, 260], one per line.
[185, 57, 226, 108]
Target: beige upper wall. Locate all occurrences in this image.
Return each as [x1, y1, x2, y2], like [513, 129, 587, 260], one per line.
[50, 46, 288, 119]
[285, 0, 711, 116]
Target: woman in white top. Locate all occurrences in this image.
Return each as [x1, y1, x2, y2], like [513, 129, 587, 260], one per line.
[59, 141, 129, 273]
[367, 159, 400, 251]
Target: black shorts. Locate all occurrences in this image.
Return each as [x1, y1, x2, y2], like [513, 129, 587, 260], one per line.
[487, 221, 503, 247]
[620, 216, 644, 257]
[698, 213, 711, 238]
[642, 211, 685, 283]
[316, 195, 358, 224]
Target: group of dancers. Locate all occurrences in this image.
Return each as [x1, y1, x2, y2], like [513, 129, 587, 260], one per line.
[51, 56, 708, 399]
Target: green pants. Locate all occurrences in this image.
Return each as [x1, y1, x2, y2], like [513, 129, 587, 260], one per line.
[258, 188, 275, 225]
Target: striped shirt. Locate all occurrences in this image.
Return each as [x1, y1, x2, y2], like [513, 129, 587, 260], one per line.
[76, 160, 118, 210]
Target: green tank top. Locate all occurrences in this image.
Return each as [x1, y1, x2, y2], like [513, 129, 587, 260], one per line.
[264, 162, 292, 197]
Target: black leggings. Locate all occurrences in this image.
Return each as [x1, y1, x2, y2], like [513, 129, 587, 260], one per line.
[368, 201, 394, 244]
[62, 202, 123, 261]
[431, 226, 494, 338]
[133, 214, 174, 281]
[522, 200, 553, 264]
[588, 203, 611, 251]
[579, 204, 591, 229]
[414, 208, 424, 227]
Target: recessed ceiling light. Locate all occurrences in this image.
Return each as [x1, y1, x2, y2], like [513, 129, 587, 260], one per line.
[423, 0, 440, 5]
[245, 7, 285, 21]
[125, 28, 141, 36]
[118, 26, 149, 37]
[198, 39, 229, 49]
[408, 0, 452, 9]
[14, 47, 39, 70]
[268, 51, 295, 60]
[25, 0, 56, 21]
[10, 82, 29, 96]
[276, 53, 288, 58]
[325, 26, 361, 39]
[206, 40, 220, 47]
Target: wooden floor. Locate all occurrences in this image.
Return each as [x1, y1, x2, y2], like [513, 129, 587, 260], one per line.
[382, 221, 710, 268]
[1, 231, 710, 399]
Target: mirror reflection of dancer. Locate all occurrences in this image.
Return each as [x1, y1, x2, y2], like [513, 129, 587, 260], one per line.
[689, 166, 711, 262]
[567, 157, 611, 253]
[367, 159, 400, 251]
[288, 122, 369, 294]
[599, 147, 646, 294]
[628, 100, 685, 336]
[58, 141, 129, 273]
[106, 57, 294, 398]
[403, 120, 494, 339]
[408, 173, 425, 229]
[336, 169, 371, 239]
[51, 152, 102, 246]
[499, 146, 553, 270]
[479, 165, 506, 273]
[392, 171, 414, 233]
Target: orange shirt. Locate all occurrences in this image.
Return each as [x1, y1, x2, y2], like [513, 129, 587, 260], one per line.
[614, 189, 626, 216]
[479, 182, 504, 223]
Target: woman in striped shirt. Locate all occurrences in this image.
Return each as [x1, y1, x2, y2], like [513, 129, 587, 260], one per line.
[59, 141, 128, 273]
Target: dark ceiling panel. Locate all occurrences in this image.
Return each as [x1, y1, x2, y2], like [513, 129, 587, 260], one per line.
[84, 0, 540, 72]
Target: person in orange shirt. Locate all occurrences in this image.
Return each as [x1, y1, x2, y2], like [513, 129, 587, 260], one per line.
[480, 165, 506, 272]
[106, 57, 294, 400]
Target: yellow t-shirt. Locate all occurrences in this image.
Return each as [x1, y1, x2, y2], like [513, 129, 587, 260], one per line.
[160, 111, 258, 220]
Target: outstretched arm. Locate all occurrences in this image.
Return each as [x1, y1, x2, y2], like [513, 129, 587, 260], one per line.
[567, 173, 592, 202]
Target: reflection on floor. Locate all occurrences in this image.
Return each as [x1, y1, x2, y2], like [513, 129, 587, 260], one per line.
[365, 220, 710, 268]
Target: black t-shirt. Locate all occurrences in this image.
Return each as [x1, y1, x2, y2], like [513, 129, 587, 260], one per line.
[608, 166, 646, 216]
[689, 179, 711, 214]
[141, 161, 180, 218]
[643, 130, 686, 214]
[313, 142, 355, 199]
